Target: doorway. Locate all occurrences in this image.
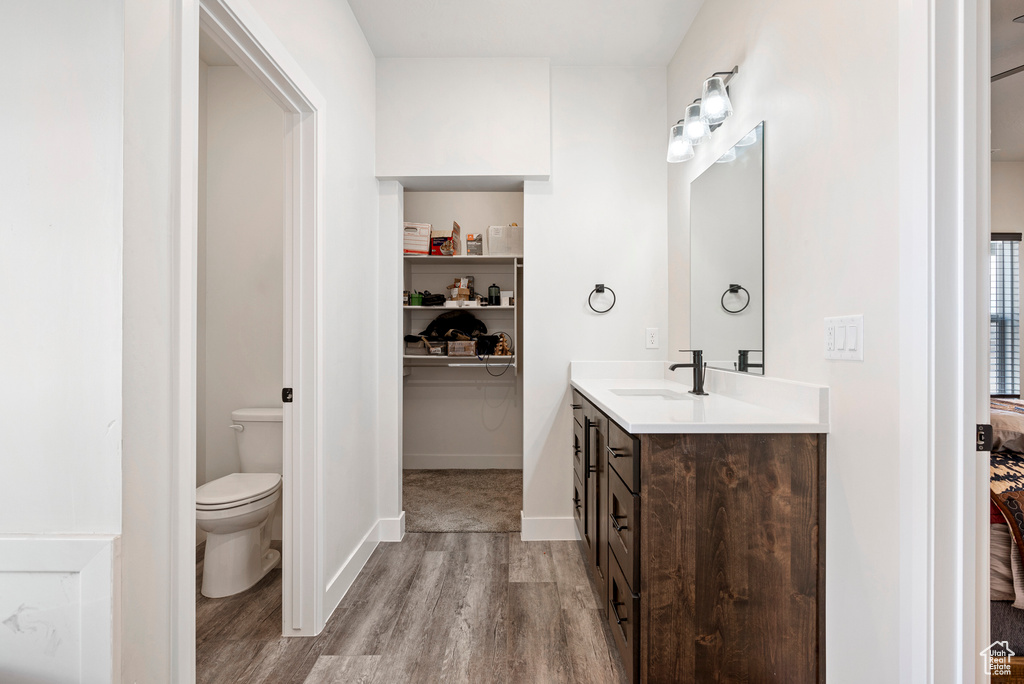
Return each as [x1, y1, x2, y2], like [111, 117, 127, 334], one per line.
[399, 189, 525, 534]
[172, 0, 327, 675]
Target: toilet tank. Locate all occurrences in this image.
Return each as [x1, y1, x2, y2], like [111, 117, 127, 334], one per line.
[231, 408, 283, 474]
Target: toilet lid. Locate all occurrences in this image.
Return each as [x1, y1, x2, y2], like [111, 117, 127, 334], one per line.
[196, 473, 282, 507]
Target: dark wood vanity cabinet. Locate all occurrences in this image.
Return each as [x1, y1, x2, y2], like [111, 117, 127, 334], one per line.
[570, 390, 826, 683]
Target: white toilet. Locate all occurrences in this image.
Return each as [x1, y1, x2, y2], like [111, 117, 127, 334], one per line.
[196, 407, 283, 598]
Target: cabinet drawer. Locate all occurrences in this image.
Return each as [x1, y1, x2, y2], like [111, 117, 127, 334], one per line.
[608, 553, 640, 684]
[607, 469, 639, 591]
[572, 472, 586, 543]
[606, 419, 640, 493]
[571, 389, 584, 427]
[572, 418, 585, 482]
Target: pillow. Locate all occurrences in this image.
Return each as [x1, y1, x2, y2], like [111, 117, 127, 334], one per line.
[991, 400, 1024, 452]
[993, 523, 1016, 601]
[1011, 528, 1024, 609]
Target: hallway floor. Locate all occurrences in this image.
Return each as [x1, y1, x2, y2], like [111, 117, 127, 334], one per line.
[196, 533, 626, 683]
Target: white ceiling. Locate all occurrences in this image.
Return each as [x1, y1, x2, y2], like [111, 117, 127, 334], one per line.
[992, 0, 1024, 161]
[345, 0, 705, 66]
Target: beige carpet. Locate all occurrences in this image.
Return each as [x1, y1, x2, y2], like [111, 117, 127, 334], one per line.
[403, 469, 522, 533]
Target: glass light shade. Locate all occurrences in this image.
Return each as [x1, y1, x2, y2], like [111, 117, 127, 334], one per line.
[715, 147, 737, 164]
[735, 127, 759, 147]
[683, 103, 711, 145]
[666, 123, 694, 163]
[700, 76, 733, 125]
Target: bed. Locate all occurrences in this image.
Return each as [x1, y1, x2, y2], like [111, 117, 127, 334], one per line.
[990, 398, 1024, 608]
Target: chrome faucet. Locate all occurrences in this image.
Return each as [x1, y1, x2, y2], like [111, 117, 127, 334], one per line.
[669, 349, 708, 396]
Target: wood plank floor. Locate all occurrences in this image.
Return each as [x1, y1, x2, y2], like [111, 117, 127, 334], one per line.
[196, 533, 626, 684]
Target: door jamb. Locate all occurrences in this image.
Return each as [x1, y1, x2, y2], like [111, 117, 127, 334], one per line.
[898, 0, 988, 681]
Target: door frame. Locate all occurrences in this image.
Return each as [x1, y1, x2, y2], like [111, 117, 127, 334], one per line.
[171, 0, 326, 677]
[898, 0, 990, 680]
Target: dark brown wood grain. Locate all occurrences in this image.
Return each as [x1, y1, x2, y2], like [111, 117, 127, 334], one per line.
[635, 432, 824, 684]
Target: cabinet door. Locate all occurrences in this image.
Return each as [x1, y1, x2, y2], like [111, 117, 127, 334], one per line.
[584, 415, 599, 572]
[572, 418, 586, 483]
[572, 473, 586, 542]
[608, 553, 640, 684]
[608, 468, 640, 591]
[585, 409, 609, 608]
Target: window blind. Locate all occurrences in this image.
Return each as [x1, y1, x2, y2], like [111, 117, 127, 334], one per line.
[991, 234, 1021, 397]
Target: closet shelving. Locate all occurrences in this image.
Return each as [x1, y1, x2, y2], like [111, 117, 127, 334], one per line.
[403, 254, 523, 373]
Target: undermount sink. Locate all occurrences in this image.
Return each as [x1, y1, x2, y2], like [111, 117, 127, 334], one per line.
[609, 388, 694, 400]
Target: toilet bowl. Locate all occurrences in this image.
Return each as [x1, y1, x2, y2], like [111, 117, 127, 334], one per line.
[197, 407, 283, 598]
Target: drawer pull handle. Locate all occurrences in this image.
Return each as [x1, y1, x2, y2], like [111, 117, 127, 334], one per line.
[606, 445, 627, 458]
[571, 403, 583, 410]
[588, 464, 598, 474]
[611, 599, 627, 625]
[574, 445, 581, 456]
[609, 513, 628, 532]
[572, 496, 581, 510]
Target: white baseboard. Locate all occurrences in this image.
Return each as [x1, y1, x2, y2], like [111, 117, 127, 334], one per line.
[403, 453, 523, 469]
[0, 535, 120, 684]
[378, 512, 405, 542]
[520, 512, 579, 541]
[323, 522, 379, 624]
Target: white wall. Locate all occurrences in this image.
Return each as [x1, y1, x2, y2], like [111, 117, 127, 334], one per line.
[197, 60, 209, 489]
[0, 2, 123, 681]
[199, 66, 285, 488]
[992, 162, 1024, 234]
[0, 0, 123, 536]
[376, 58, 551, 181]
[666, 1, 900, 680]
[522, 66, 668, 538]
[402, 192, 524, 469]
[123, 0, 379, 677]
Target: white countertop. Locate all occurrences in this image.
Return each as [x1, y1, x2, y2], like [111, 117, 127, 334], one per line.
[570, 362, 829, 434]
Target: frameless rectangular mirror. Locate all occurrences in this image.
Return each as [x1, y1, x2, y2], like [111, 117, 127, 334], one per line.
[690, 121, 764, 374]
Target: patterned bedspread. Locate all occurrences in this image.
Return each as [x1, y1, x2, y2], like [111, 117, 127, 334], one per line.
[991, 398, 1024, 568]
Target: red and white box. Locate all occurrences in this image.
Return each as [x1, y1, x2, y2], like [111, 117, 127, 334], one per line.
[403, 222, 431, 254]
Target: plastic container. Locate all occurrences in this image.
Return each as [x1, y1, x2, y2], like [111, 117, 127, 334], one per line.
[409, 292, 423, 306]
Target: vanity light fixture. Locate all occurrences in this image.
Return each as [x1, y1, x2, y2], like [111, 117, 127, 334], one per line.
[700, 72, 735, 125]
[666, 122, 694, 162]
[666, 65, 739, 163]
[682, 102, 711, 145]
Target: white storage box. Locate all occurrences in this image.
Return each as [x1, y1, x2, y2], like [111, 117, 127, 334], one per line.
[487, 224, 523, 256]
[403, 222, 431, 254]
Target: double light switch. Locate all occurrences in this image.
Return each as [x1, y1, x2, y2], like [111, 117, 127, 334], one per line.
[824, 315, 864, 360]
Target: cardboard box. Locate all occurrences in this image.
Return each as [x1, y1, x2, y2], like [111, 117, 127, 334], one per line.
[430, 221, 461, 256]
[403, 222, 431, 254]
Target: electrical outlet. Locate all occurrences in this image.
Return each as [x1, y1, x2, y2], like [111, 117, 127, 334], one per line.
[646, 328, 659, 349]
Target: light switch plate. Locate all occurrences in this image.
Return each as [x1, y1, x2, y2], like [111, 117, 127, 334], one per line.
[646, 328, 659, 349]
[825, 315, 864, 360]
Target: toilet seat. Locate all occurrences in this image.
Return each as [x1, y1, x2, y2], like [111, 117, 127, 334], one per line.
[197, 473, 282, 511]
